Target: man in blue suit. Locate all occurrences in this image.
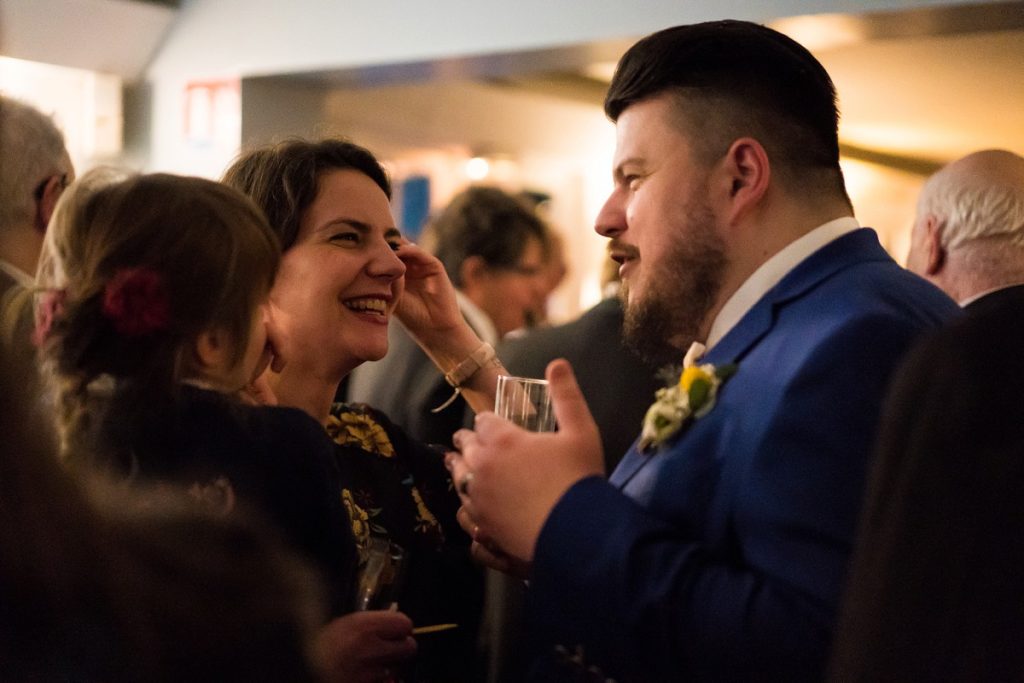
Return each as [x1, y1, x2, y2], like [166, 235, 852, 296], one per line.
[446, 20, 958, 681]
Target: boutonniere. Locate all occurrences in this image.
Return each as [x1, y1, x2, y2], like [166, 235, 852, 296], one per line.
[638, 361, 737, 453]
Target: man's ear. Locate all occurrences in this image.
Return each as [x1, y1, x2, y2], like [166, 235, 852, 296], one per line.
[458, 255, 489, 291]
[193, 327, 231, 372]
[34, 174, 66, 234]
[923, 214, 946, 276]
[716, 138, 770, 224]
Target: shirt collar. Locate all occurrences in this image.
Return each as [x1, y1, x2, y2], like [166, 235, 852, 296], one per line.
[0, 259, 34, 288]
[705, 216, 861, 350]
[455, 290, 499, 346]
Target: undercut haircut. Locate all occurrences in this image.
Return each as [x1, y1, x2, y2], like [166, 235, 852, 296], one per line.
[605, 20, 850, 205]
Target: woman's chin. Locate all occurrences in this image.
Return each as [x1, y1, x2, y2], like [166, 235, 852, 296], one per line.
[342, 344, 389, 370]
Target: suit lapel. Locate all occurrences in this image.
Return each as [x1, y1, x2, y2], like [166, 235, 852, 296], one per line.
[611, 229, 891, 489]
[705, 229, 891, 367]
[609, 438, 647, 487]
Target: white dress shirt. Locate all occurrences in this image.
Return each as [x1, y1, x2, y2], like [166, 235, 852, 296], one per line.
[455, 289, 499, 346]
[703, 216, 861, 353]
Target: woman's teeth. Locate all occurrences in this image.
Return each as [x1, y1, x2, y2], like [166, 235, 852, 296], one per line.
[344, 298, 387, 314]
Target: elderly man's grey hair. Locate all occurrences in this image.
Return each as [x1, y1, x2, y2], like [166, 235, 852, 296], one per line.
[0, 96, 70, 233]
[918, 149, 1024, 250]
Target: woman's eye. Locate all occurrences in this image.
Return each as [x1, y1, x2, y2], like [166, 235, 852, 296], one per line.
[331, 232, 359, 245]
[387, 240, 401, 251]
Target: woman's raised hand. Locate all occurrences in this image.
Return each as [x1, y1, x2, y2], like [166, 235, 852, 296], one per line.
[393, 240, 503, 415]
[393, 240, 464, 339]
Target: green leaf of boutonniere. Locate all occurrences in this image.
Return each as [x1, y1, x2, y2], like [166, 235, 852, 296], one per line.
[687, 378, 710, 410]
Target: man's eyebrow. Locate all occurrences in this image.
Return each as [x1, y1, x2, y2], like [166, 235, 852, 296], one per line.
[384, 227, 402, 240]
[613, 157, 643, 181]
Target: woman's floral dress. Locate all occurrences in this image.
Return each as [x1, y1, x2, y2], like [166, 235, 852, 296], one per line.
[326, 402, 483, 682]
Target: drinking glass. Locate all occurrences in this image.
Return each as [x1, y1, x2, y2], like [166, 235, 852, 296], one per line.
[494, 375, 556, 432]
[353, 538, 407, 611]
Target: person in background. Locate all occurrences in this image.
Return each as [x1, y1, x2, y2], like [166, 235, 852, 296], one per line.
[830, 149, 1024, 681]
[347, 185, 550, 448]
[905, 149, 1024, 311]
[0, 95, 74, 363]
[225, 140, 514, 682]
[501, 247, 663, 470]
[445, 20, 958, 681]
[521, 205, 567, 328]
[36, 170, 414, 681]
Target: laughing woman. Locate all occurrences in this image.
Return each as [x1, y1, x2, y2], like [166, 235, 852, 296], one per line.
[224, 139, 504, 682]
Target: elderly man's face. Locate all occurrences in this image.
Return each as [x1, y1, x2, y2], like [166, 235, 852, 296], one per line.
[595, 94, 727, 362]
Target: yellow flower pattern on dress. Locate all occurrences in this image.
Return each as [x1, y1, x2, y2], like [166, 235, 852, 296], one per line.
[342, 488, 371, 551]
[410, 484, 442, 537]
[326, 408, 395, 457]
[328, 403, 445, 545]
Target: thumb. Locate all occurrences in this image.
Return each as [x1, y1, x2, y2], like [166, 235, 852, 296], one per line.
[545, 358, 596, 436]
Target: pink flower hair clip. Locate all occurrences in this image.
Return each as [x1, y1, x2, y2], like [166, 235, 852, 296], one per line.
[32, 288, 68, 347]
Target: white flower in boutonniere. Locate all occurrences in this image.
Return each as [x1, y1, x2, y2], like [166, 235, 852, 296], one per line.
[638, 361, 737, 453]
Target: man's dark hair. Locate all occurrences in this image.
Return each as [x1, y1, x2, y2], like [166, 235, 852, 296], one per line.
[606, 20, 849, 202]
[223, 138, 391, 251]
[429, 186, 548, 288]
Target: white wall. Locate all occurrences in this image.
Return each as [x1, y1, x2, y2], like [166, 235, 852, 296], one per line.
[0, 57, 123, 173]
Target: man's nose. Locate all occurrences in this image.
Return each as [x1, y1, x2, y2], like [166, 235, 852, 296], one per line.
[595, 188, 627, 238]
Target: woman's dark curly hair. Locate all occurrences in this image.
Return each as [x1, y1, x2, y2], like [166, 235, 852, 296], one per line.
[222, 137, 391, 251]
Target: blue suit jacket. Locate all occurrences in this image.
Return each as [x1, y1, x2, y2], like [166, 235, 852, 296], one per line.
[526, 230, 960, 681]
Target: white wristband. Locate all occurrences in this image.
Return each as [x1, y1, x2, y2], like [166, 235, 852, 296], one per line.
[443, 342, 497, 388]
[431, 342, 498, 413]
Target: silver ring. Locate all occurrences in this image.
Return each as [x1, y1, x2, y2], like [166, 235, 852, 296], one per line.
[458, 471, 474, 496]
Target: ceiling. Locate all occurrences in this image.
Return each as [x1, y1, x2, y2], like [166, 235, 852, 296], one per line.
[0, 0, 177, 80]
[283, 1, 1024, 174]
[489, 2, 1024, 171]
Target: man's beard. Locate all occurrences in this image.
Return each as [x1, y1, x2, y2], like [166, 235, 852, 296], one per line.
[621, 201, 727, 365]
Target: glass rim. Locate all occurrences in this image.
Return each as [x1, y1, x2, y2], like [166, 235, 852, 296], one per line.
[497, 374, 549, 386]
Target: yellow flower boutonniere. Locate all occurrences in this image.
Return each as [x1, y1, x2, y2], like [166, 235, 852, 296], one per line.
[638, 361, 737, 453]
